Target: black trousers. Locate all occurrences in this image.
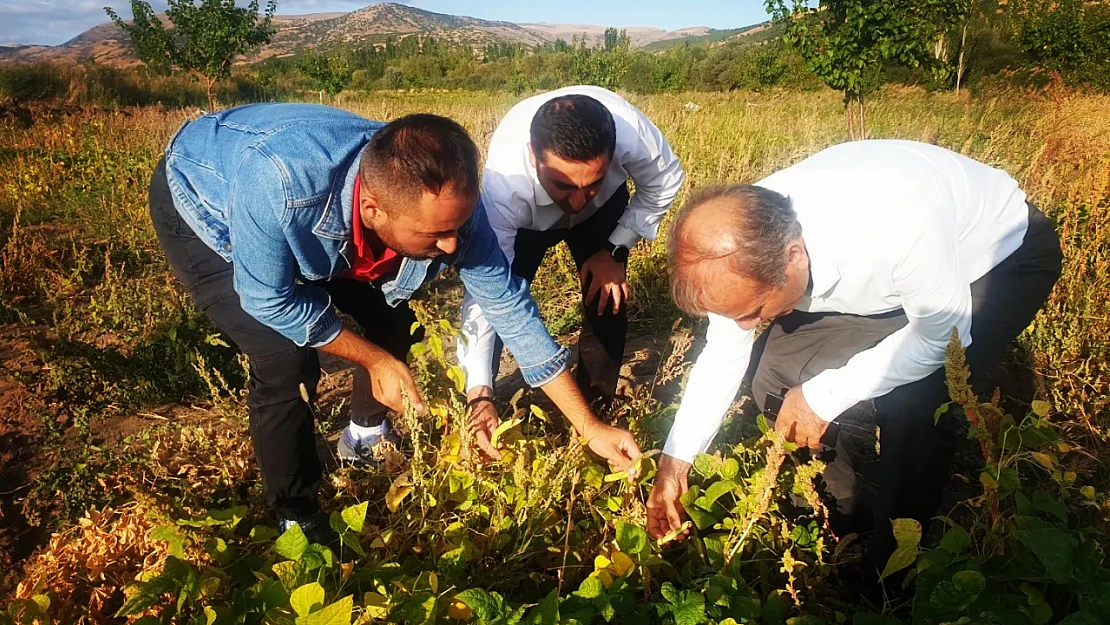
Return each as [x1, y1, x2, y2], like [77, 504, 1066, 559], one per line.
[148, 159, 420, 519]
[496, 184, 631, 402]
[748, 202, 1062, 560]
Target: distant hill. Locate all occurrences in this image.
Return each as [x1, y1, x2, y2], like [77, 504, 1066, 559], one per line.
[640, 23, 773, 52]
[0, 3, 758, 67]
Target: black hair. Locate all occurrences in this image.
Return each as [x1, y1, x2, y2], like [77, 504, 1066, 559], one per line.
[360, 113, 479, 203]
[529, 94, 616, 163]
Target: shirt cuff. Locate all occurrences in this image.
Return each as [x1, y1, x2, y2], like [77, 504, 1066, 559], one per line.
[459, 333, 496, 390]
[306, 306, 343, 349]
[800, 375, 854, 423]
[608, 224, 642, 250]
[662, 429, 709, 464]
[518, 346, 570, 388]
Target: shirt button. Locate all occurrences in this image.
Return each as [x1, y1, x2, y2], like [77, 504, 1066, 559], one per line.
[223, 243, 232, 252]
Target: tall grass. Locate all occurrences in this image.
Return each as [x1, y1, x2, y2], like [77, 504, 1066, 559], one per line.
[1, 86, 1106, 428]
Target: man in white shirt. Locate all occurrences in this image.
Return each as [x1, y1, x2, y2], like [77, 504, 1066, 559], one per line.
[646, 140, 1062, 569]
[457, 86, 685, 455]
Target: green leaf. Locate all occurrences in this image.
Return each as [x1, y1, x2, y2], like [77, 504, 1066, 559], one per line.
[929, 570, 985, 613]
[290, 582, 325, 618]
[719, 458, 740, 480]
[115, 583, 161, 617]
[341, 502, 368, 533]
[686, 508, 719, 531]
[339, 531, 365, 557]
[250, 525, 279, 543]
[672, 592, 706, 625]
[693, 454, 720, 478]
[575, 576, 605, 600]
[756, 414, 770, 434]
[456, 588, 506, 621]
[1015, 527, 1078, 582]
[698, 480, 736, 509]
[615, 521, 649, 555]
[934, 401, 952, 425]
[938, 525, 970, 554]
[763, 591, 787, 625]
[522, 589, 560, 625]
[150, 525, 188, 559]
[272, 560, 301, 592]
[891, 518, 922, 549]
[296, 595, 353, 625]
[256, 579, 289, 609]
[275, 523, 309, 561]
[880, 546, 918, 580]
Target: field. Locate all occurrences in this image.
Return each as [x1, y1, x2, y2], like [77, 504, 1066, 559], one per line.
[1, 86, 1109, 624]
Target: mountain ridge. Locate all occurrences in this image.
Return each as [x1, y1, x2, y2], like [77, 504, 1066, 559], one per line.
[0, 2, 759, 67]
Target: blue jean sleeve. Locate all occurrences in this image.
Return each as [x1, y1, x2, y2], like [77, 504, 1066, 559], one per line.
[229, 151, 342, 348]
[455, 198, 568, 387]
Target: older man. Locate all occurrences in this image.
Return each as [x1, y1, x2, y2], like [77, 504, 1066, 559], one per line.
[150, 104, 639, 544]
[647, 140, 1061, 568]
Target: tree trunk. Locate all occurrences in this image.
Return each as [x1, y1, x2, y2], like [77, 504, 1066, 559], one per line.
[205, 77, 215, 112]
[956, 23, 968, 94]
[858, 92, 866, 139]
[846, 94, 856, 141]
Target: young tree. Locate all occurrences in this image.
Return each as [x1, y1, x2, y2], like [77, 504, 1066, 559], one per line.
[300, 50, 352, 103]
[766, 0, 963, 138]
[105, 0, 277, 110]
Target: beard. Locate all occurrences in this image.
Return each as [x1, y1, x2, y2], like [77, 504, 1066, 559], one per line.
[372, 221, 441, 260]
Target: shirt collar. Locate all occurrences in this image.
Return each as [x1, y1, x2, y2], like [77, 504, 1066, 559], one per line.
[805, 237, 841, 299]
[526, 147, 556, 207]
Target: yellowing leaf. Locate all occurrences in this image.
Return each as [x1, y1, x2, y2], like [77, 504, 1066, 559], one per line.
[591, 569, 614, 589]
[609, 551, 635, 577]
[386, 474, 414, 513]
[1031, 452, 1058, 471]
[1081, 486, 1096, 500]
[447, 599, 472, 620]
[363, 592, 389, 619]
[490, 417, 522, 448]
[428, 572, 439, 594]
[1031, 400, 1051, 417]
[593, 554, 612, 572]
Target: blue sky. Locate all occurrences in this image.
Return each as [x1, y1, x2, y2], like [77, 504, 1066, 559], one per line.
[0, 0, 772, 47]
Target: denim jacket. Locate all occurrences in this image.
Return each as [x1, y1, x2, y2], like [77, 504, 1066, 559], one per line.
[164, 103, 567, 387]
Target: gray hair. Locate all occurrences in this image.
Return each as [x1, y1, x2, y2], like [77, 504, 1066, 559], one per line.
[667, 184, 802, 317]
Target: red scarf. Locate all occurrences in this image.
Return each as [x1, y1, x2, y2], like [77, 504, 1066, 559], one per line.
[342, 174, 402, 282]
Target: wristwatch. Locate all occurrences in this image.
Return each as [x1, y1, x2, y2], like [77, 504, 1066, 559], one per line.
[605, 240, 630, 263]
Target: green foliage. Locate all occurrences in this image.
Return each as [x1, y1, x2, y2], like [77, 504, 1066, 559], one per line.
[299, 50, 353, 97]
[105, 0, 278, 108]
[1008, 0, 1110, 87]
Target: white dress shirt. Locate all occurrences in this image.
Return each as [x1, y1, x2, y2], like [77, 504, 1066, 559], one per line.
[663, 140, 1030, 463]
[459, 86, 686, 390]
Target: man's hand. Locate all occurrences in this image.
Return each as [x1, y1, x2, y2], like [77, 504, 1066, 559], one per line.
[647, 453, 692, 540]
[466, 385, 502, 460]
[582, 421, 642, 473]
[365, 352, 425, 415]
[775, 386, 829, 449]
[318, 327, 425, 414]
[580, 249, 629, 316]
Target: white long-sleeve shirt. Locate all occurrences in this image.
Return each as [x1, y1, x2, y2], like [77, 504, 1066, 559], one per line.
[459, 86, 686, 390]
[663, 140, 1030, 463]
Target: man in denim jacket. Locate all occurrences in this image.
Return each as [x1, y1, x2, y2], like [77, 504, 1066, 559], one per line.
[149, 104, 640, 542]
